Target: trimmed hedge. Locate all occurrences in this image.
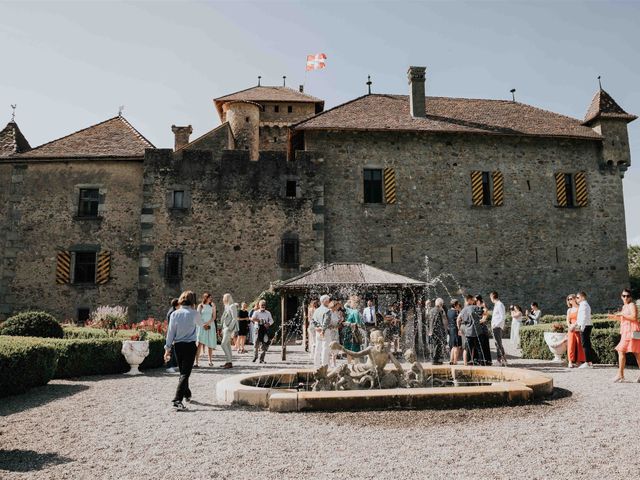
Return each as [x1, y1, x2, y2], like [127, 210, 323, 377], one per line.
[0, 311, 63, 338]
[0, 336, 59, 397]
[538, 314, 610, 324]
[520, 320, 635, 366]
[1, 327, 165, 396]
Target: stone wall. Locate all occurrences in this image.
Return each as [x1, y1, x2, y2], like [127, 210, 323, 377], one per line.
[0, 160, 143, 321]
[137, 148, 322, 319]
[302, 130, 629, 313]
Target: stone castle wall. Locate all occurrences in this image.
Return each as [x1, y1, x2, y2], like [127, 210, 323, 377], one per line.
[136, 148, 323, 319]
[303, 130, 629, 312]
[0, 160, 143, 320]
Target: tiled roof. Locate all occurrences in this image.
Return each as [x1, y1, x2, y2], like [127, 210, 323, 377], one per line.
[215, 85, 323, 104]
[16, 116, 154, 159]
[274, 262, 426, 292]
[294, 94, 602, 140]
[583, 89, 637, 124]
[214, 85, 324, 118]
[0, 122, 31, 157]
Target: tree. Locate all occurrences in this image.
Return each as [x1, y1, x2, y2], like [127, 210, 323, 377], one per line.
[629, 245, 640, 298]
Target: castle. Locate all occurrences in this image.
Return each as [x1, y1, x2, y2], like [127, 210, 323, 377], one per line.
[0, 66, 635, 322]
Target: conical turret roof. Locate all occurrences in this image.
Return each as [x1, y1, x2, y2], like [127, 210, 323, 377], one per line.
[0, 121, 31, 157]
[583, 89, 637, 125]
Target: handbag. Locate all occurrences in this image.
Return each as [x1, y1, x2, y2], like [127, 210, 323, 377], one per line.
[632, 331, 640, 340]
[203, 324, 211, 331]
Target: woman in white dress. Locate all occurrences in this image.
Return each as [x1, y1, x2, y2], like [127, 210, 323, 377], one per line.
[220, 293, 238, 369]
[509, 304, 523, 349]
[196, 293, 217, 367]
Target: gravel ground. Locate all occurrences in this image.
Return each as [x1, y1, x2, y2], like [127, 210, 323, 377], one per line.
[1, 339, 639, 480]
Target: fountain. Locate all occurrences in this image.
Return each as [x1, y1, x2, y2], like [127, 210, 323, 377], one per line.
[217, 262, 553, 411]
[216, 328, 553, 412]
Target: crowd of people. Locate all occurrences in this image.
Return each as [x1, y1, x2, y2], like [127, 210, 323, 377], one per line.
[162, 287, 639, 410]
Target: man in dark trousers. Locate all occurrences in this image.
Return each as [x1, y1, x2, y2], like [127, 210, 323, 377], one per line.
[165, 298, 179, 373]
[251, 299, 274, 364]
[460, 294, 482, 366]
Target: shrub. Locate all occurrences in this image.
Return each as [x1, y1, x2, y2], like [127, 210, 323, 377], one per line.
[539, 314, 610, 324]
[0, 311, 64, 338]
[0, 336, 58, 397]
[520, 322, 635, 366]
[43, 338, 130, 377]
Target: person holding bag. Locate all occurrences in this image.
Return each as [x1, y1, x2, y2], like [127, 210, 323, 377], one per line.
[609, 289, 640, 382]
[220, 293, 238, 369]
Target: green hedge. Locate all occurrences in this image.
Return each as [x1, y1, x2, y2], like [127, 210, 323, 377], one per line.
[538, 314, 610, 324]
[0, 336, 59, 397]
[520, 320, 635, 365]
[0, 328, 166, 397]
[0, 311, 64, 338]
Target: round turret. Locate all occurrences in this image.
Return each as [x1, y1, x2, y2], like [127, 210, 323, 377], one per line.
[223, 101, 260, 161]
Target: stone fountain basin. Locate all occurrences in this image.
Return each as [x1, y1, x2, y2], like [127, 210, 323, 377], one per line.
[216, 366, 553, 412]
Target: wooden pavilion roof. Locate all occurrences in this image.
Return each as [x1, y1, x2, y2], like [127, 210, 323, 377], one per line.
[273, 262, 426, 294]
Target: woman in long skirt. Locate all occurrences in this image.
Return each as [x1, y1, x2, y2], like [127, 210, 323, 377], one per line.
[566, 294, 585, 368]
[509, 304, 523, 349]
[220, 293, 238, 369]
[610, 289, 640, 382]
[196, 293, 217, 367]
[342, 299, 364, 364]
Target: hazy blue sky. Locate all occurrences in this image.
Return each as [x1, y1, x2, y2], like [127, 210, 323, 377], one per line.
[1, 0, 638, 243]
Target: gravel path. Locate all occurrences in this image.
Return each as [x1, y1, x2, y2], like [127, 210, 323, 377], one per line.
[1, 340, 639, 479]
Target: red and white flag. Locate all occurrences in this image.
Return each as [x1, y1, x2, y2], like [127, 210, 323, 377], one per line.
[306, 53, 327, 71]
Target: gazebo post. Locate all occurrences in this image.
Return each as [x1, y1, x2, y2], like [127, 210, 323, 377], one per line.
[302, 296, 309, 352]
[280, 293, 287, 361]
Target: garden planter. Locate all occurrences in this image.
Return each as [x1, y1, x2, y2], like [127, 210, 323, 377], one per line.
[121, 340, 149, 375]
[543, 332, 567, 362]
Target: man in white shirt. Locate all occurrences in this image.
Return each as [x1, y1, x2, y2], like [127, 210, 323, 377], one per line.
[251, 300, 274, 364]
[576, 291, 593, 368]
[312, 294, 332, 367]
[362, 299, 377, 347]
[490, 291, 507, 366]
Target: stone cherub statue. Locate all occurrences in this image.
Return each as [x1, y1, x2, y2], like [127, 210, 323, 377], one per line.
[403, 349, 426, 388]
[330, 329, 405, 389]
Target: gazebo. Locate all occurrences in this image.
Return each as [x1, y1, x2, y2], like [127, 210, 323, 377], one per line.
[272, 262, 428, 359]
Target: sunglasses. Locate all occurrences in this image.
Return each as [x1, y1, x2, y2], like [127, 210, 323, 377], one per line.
[622, 294, 631, 298]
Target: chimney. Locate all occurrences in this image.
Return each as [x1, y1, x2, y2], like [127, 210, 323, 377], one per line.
[407, 66, 426, 117]
[171, 125, 192, 151]
[299, 85, 304, 93]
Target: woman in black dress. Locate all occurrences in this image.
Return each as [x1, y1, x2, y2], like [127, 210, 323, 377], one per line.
[236, 302, 250, 353]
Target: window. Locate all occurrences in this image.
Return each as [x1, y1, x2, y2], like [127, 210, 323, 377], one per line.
[555, 172, 587, 208]
[172, 190, 185, 209]
[78, 188, 99, 217]
[274, 105, 280, 113]
[287, 105, 293, 113]
[77, 308, 90, 325]
[280, 237, 299, 268]
[285, 180, 297, 198]
[470, 170, 504, 207]
[363, 169, 383, 204]
[563, 174, 575, 208]
[165, 252, 183, 283]
[74, 252, 96, 284]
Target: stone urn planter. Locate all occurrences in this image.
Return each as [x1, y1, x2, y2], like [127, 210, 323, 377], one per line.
[121, 340, 150, 375]
[543, 332, 567, 363]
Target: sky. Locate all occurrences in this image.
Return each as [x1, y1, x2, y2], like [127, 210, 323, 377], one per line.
[1, 0, 639, 243]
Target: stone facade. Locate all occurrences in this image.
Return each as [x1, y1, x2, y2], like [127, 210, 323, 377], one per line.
[0, 74, 634, 321]
[0, 160, 142, 320]
[136, 149, 322, 319]
[302, 130, 629, 311]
